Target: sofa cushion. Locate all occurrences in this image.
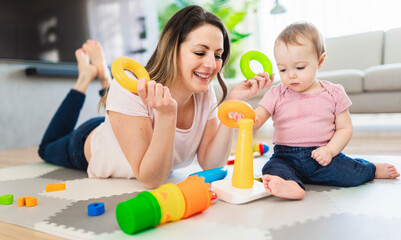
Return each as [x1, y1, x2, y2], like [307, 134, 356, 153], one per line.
[317, 69, 364, 93]
[364, 63, 401, 91]
[320, 31, 384, 72]
[348, 92, 401, 113]
[384, 27, 401, 64]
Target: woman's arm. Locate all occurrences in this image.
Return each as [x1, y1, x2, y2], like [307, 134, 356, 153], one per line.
[197, 118, 232, 169]
[197, 73, 274, 169]
[109, 79, 178, 189]
[311, 109, 353, 166]
[197, 106, 272, 169]
[109, 111, 176, 189]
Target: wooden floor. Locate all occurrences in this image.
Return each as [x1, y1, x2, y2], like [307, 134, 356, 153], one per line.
[0, 113, 400, 240]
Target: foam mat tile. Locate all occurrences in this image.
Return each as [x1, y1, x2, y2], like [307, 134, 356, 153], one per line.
[0, 178, 58, 197]
[38, 167, 88, 181]
[94, 218, 269, 240]
[269, 213, 401, 240]
[1, 155, 400, 240]
[45, 192, 139, 235]
[304, 184, 343, 192]
[35, 221, 96, 240]
[39, 178, 146, 201]
[325, 181, 401, 218]
[0, 178, 73, 228]
[0, 193, 73, 229]
[0, 162, 61, 181]
[208, 191, 337, 231]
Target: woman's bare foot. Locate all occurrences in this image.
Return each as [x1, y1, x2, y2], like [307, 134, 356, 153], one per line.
[82, 40, 111, 89]
[374, 163, 400, 179]
[262, 174, 305, 200]
[73, 49, 97, 94]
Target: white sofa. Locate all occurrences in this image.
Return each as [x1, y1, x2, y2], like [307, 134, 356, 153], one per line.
[317, 27, 401, 113]
[218, 27, 401, 113]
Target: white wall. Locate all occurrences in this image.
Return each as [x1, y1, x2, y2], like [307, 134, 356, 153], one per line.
[0, 60, 103, 150]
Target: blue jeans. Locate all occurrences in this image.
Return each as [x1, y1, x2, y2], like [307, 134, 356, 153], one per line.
[38, 90, 104, 170]
[262, 145, 376, 189]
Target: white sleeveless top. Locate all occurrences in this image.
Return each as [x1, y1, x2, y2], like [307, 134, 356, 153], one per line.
[87, 80, 218, 178]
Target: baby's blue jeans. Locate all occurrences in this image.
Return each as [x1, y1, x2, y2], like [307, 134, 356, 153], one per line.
[38, 90, 104, 170]
[262, 145, 376, 189]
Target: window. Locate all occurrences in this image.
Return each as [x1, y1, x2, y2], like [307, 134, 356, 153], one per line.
[255, 0, 401, 73]
[87, 0, 158, 65]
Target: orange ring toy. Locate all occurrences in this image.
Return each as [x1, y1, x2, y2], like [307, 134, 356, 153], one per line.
[218, 100, 255, 129]
[111, 57, 150, 93]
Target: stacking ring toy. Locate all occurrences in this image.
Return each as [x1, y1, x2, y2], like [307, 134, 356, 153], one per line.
[111, 57, 150, 93]
[88, 202, 105, 216]
[218, 100, 255, 129]
[240, 51, 273, 80]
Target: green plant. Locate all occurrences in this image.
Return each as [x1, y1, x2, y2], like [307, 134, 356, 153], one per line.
[158, 0, 259, 78]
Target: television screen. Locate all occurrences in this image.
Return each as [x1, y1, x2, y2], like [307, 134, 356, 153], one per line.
[0, 0, 158, 66]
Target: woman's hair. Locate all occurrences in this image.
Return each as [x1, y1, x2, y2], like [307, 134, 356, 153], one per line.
[99, 5, 230, 110]
[275, 21, 325, 59]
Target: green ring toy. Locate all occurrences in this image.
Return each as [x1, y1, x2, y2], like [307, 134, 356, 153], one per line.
[240, 51, 273, 80]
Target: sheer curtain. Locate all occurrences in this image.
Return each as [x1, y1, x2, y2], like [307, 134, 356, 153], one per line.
[255, 0, 401, 74]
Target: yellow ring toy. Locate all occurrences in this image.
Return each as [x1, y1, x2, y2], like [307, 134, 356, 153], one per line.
[111, 57, 150, 93]
[218, 100, 255, 129]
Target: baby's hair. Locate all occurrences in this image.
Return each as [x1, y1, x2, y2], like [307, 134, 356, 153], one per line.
[275, 21, 325, 59]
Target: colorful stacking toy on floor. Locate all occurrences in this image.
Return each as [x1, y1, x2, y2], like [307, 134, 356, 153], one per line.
[253, 143, 269, 155]
[212, 100, 270, 204]
[115, 175, 216, 234]
[240, 50, 273, 80]
[189, 167, 228, 183]
[0, 194, 13, 205]
[111, 56, 150, 93]
[227, 143, 269, 165]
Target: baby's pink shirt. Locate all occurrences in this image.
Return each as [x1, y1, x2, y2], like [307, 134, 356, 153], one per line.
[259, 81, 352, 147]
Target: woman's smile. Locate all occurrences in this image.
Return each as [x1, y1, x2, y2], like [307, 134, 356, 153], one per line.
[194, 71, 211, 80]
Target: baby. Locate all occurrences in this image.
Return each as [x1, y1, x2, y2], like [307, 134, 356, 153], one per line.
[252, 22, 400, 199]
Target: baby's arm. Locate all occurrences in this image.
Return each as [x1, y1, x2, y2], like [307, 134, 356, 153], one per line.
[311, 109, 353, 166]
[254, 106, 271, 130]
[231, 105, 270, 130]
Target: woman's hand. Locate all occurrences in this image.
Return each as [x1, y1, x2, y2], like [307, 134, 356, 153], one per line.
[228, 72, 274, 101]
[137, 78, 177, 115]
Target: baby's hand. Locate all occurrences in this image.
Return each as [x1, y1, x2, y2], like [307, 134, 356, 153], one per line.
[230, 111, 245, 122]
[311, 146, 333, 166]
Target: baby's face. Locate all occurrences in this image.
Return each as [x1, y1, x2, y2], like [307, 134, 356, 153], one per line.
[274, 37, 323, 94]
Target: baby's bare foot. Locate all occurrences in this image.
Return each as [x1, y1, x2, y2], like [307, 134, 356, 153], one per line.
[262, 174, 305, 200]
[82, 40, 111, 88]
[73, 49, 97, 93]
[374, 163, 400, 179]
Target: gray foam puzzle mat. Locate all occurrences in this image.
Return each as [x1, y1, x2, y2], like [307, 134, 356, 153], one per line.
[1, 155, 401, 240]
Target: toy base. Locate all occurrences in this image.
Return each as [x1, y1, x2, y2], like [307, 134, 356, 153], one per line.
[211, 178, 270, 204]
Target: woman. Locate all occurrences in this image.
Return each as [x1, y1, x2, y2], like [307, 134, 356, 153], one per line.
[38, 5, 272, 188]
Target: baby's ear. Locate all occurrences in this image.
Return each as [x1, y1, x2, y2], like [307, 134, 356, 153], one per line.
[318, 53, 326, 68]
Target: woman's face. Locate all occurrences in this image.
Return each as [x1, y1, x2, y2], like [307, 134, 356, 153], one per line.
[176, 24, 224, 93]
